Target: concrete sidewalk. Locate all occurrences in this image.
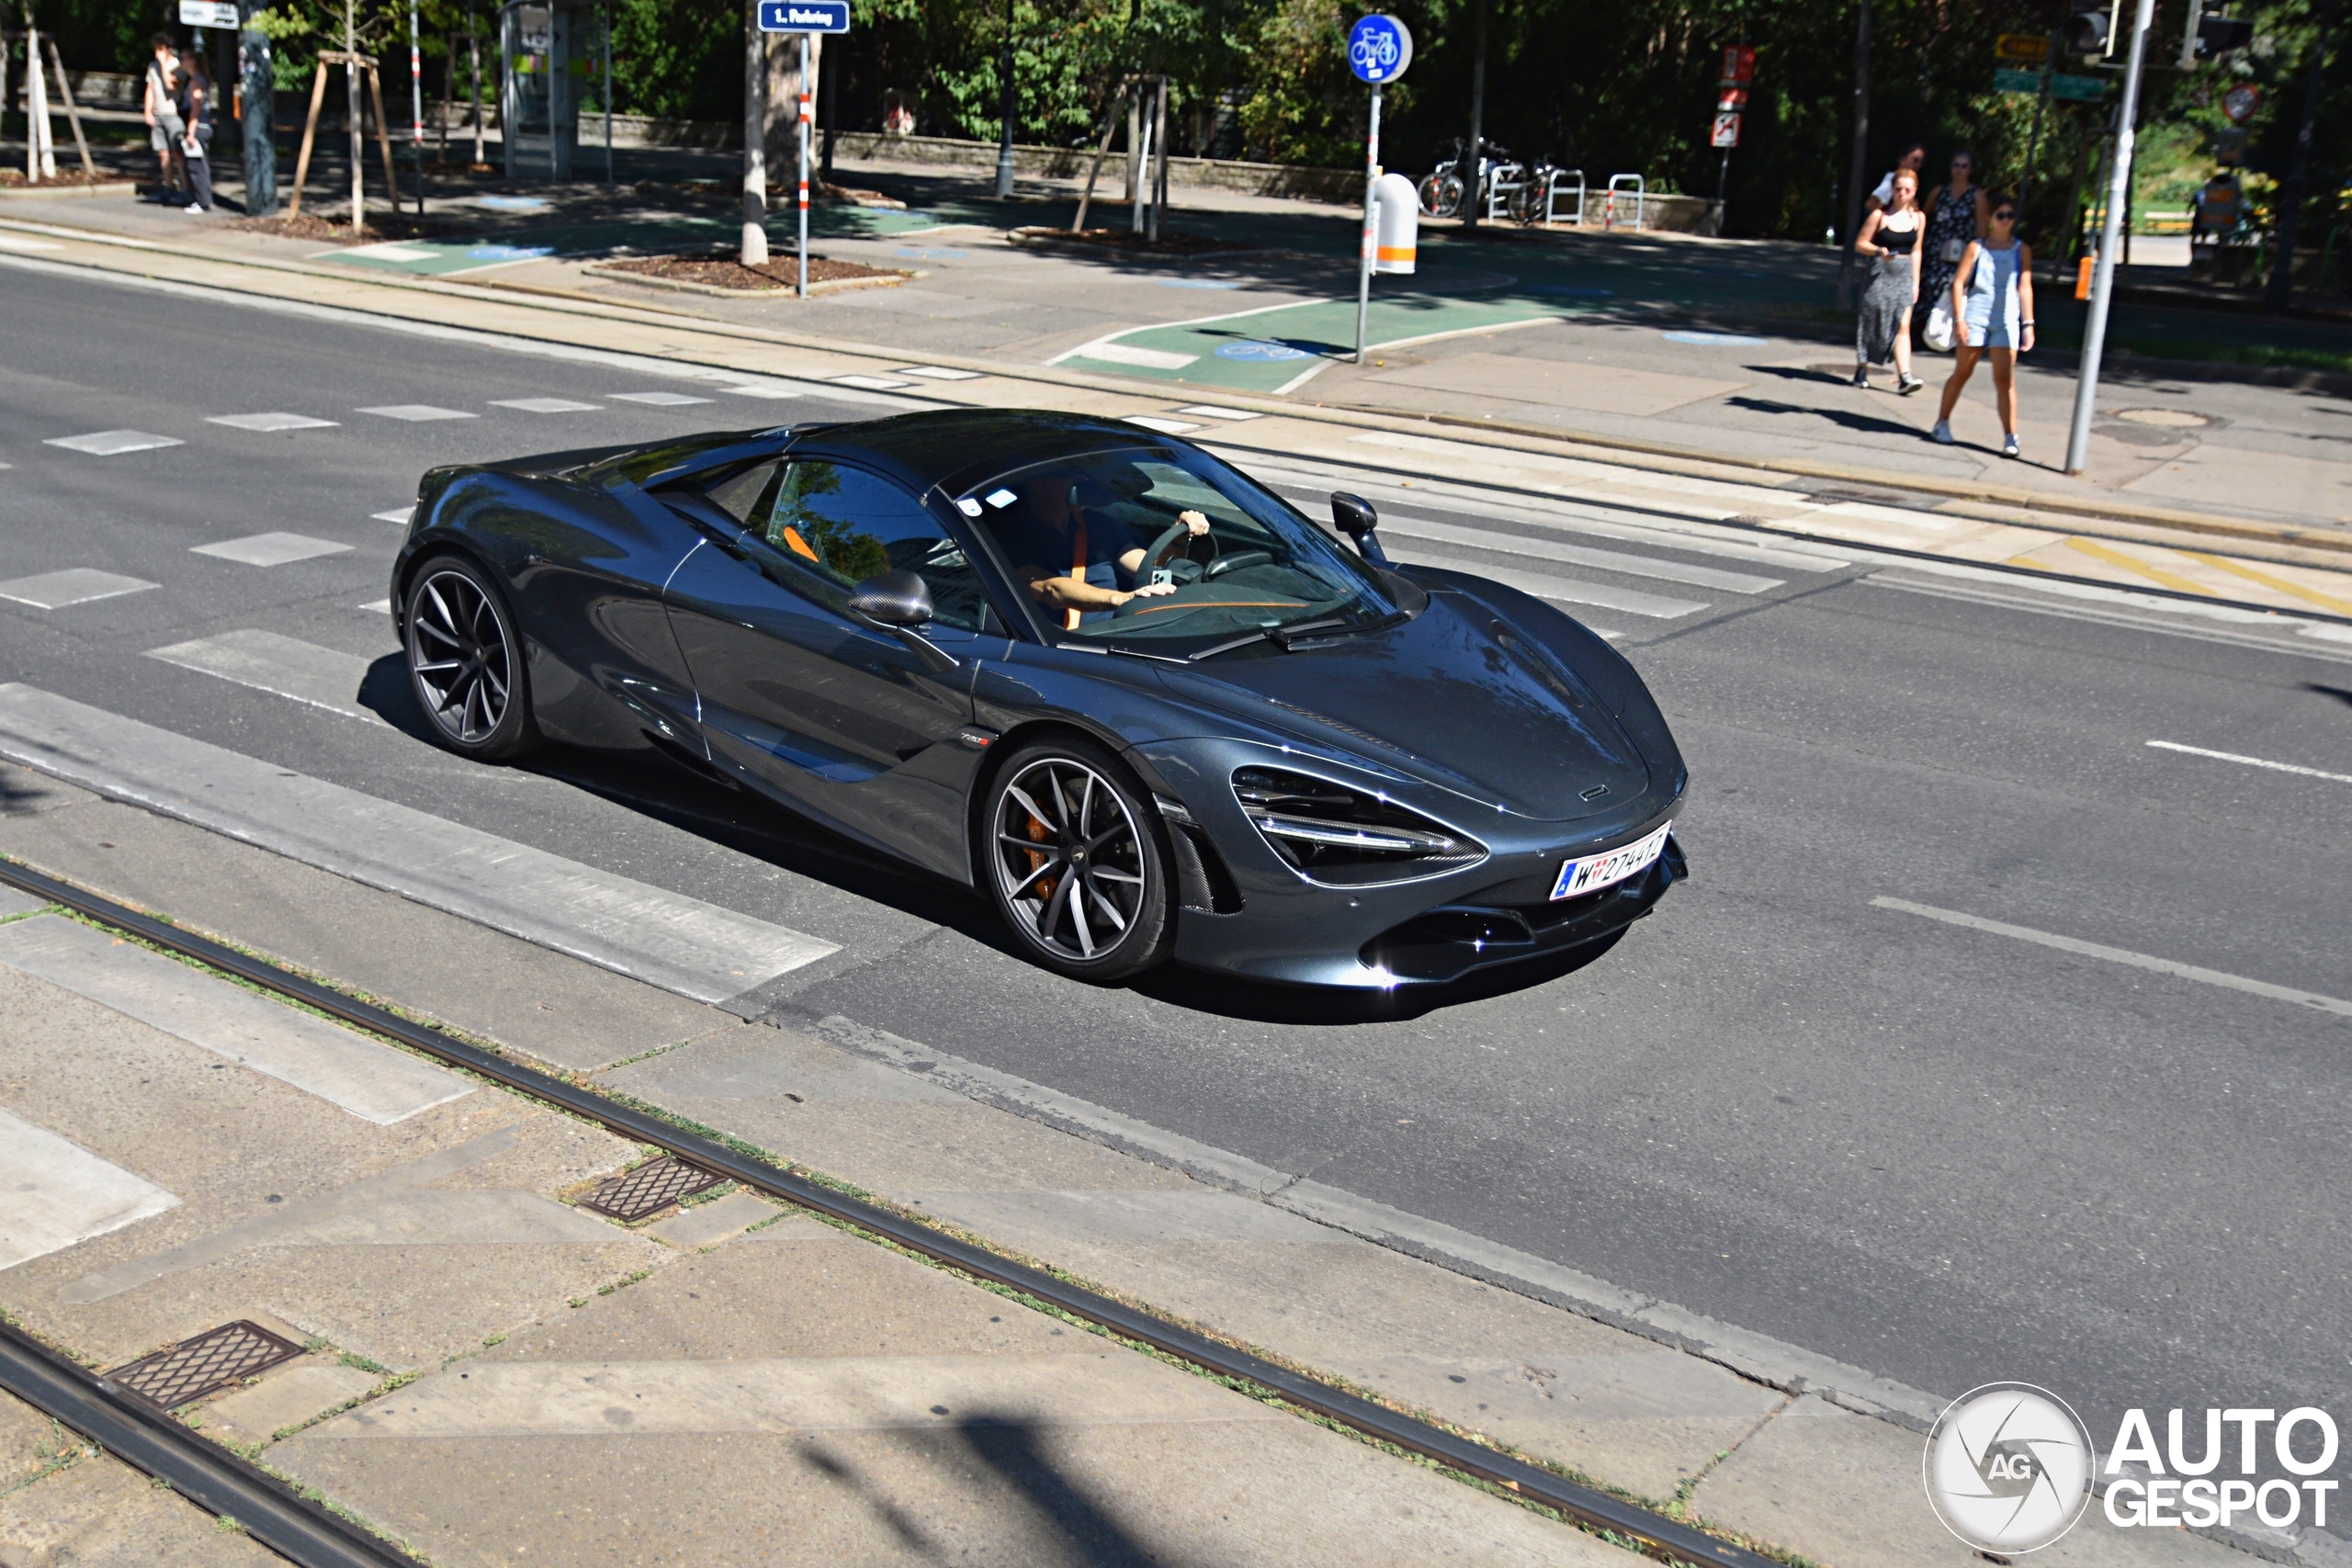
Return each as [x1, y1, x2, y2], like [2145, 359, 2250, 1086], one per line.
[6, 171, 2351, 567]
[0, 853, 1620, 1567]
[0, 755, 2298, 1566]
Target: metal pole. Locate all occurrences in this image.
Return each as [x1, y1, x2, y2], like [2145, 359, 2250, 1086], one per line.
[1835, 0, 1871, 307]
[345, 2, 363, 232]
[2179, 0, 2205, 68]
[993, 0, 1013, 197]
[1459, 0, 1486, 229]
[797, 30, 810, 299]
[408, 0, 423, 214]
[1148, 73, 1165, 243]
[2064, 0, 2158, 474]
[741, 0, 767, 265]
[1355, 81, 1380, 363]
[469, 10, 482, 164]
[601, 0, 611, 182]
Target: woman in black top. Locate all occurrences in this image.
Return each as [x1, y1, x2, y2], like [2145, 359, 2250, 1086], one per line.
[177, 53, 215, 214]
[1853, 168, 1924, 392]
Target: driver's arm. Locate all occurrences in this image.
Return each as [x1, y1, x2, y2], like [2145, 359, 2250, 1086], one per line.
[1017, 568, 1175, 613]
[1116, 510, 1211, 577]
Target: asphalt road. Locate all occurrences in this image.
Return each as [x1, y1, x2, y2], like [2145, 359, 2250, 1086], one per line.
[3, 258, 2348, 1465]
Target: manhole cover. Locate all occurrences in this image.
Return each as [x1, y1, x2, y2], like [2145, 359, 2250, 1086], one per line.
[108, 1321, 303, 1410]
[2114, 407, 2210, 428]
[578, 1156, 723, 1222]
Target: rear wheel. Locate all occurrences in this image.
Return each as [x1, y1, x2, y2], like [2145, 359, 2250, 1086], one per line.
[1418, 171, 1464, 220]
[980, 737, 1174, 982]
[403, 554, 537, 761]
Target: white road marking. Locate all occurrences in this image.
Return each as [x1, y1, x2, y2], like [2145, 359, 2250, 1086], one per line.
[44, 430, 183, 456]
[1378, 516, 1784, 594]
[1871, 897, 2352, 1018]
[491, 397, 601, 413]
[0, 915, 471, 1124]
[320, 242, 439, 262]
[0, 570, 157, 610]
[356, 404, 477, 422]
[0, 1105, 178, 1271]
[1862, 576, 2352, 665]
[0, 236, 62, 252]
[1124, 415, 1199, 435]
[209, 412, 339, 433]
[609, 390, 713, 405]
[2145, 739, 2352, 785]
[718, 381, 804, 400]
[828, 375, 913, 391]
[0, 686, 840, 1002]
[334, 1354, 1275, 1438]
[359, 599, 392, 614]
[372, 507, 414, 524]
[1178, 405, 1261, 421]
[1059, 341, 1199, 370]
[892, 366, 981, 380]
[191, 532, 353, 568]
[144, 629, 376, 720]
[1381, 548, 1710, 619]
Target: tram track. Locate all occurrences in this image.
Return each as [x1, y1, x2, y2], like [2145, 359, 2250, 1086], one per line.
[0, 852, 1778, 1568]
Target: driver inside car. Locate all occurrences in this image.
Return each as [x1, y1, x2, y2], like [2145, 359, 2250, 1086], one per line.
[998, 476, 1210, 628]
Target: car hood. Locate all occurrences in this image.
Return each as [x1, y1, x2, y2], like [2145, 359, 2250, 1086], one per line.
[1154, 594, 1653, 822]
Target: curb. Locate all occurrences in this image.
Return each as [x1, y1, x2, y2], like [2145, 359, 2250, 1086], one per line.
[2, 205, 2343, 564]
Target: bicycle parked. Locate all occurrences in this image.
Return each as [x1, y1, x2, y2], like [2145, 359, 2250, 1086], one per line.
[1507, 158, 1582, 226]
[1417, 137, 1524, 220]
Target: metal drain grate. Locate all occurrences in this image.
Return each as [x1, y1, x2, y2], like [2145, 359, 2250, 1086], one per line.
[577, 1156, 723, 1222]
[107, 1321, 304, 1410]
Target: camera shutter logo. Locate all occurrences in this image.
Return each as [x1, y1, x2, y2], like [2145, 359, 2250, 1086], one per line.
[1923, 1383, 2094, 1552]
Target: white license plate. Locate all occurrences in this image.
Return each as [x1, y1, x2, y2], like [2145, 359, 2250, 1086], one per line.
[1551, 822, 1671, 901]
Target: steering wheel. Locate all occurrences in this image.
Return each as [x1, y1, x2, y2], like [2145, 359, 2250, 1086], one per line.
[1139, 518, 1215, 585]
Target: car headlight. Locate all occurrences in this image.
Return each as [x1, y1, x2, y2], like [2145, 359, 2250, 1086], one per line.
[1232, 766, 1486, 886]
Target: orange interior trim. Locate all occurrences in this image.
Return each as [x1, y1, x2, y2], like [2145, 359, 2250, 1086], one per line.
[780, 525, 820, 563]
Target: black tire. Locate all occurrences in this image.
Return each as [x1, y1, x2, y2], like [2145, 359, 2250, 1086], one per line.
[402, 553, 538, 761]
[979, 736, 1175, 982]
[1418, 172, 1464, 220]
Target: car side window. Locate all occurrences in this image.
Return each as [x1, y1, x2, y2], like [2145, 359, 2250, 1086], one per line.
[702, 459, 781, 525]
[742, 460, 992, 633]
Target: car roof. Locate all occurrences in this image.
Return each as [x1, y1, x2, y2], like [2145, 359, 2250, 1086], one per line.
[791, 409, 1178, 499]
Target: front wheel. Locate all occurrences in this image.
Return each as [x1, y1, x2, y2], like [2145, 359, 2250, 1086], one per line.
[403, 554, 538, 761]
[980, 738, 1175, 982]
[1418, 172, 1464, 220]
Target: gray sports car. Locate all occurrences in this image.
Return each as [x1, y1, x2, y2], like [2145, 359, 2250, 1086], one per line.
[390, 409, 1687, 987]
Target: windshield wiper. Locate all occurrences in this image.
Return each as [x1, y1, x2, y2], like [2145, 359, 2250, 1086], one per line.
[1188, 630, 1272, 660]
[1191, 613, 1400, 661]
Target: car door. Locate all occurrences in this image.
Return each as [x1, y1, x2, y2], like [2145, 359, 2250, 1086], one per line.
[662, 457, 993, 878]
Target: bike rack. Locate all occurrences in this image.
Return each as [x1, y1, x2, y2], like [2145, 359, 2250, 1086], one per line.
[1545, 168, 1587, 228]
[1603, 174, 1645, 231]
[1486, 164, 1527, 223]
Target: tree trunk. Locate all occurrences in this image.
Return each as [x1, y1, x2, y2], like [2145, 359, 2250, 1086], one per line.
[2267, 0, 2335, 310]
[346, 0, 364, 233]
[741, 1, 767, 265]
[1835, 0, 1871, 308]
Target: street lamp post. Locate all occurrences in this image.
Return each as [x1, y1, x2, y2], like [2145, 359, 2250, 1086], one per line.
[994, 0, 1014, 198]
[2064, 0, 2159, 473]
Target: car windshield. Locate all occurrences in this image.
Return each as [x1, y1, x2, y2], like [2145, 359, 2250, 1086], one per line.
[954, 444, 1395, 654]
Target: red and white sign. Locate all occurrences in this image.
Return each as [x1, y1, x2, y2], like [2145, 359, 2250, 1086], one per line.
[2222, 84, 2261, 123]
[1717, 87, 1749, 112]
[1710, 112, 1742, 149]
[1720, 46, 1755, 85]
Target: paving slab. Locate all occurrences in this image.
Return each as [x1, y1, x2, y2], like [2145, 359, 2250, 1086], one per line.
[0, 1420, 279, 1568]
[197, 1359, 380, 1445]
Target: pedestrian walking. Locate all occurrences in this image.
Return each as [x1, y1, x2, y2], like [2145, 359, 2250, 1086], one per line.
[1931, 196, 2035, 458]
[1865, 142, 1927, 214]
[142, 33, 187, 201]
[1853, 168, 1925, 392]
[178, 52, 215, 214]
[1919, 151, 1990, 342]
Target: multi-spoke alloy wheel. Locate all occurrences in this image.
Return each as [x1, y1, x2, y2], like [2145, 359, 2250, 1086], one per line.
[982, 739, 1173, 980]
[403, 557, 536, 759]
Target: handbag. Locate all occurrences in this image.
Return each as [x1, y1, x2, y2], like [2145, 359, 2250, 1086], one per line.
[1923, 298, 1955, 353]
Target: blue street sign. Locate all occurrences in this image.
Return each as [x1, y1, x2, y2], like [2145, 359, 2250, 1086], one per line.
[1348, 15, 1413, 84]
[758, 0, 849, 32]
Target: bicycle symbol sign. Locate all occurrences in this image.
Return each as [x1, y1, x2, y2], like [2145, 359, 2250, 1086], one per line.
[1347, 15, 1414, 84]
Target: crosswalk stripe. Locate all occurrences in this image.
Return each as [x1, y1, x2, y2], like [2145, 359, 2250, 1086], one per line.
[0, 915, 472, 1123]
[145, 629, 376, 720]
[0, 1104, 178, 1271]
[1377, 516, 1784, 594]
[1382, 547, 1709, 618]
[0, 685, 841, 1003]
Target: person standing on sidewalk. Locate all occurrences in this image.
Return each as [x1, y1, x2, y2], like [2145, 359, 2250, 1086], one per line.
[1931, 196, 2035, 457]
[1866, 142, 1927, 215]
[177, 52, 215, 214]
[1919, 150, 1989, 336]
[1853, 168, 1925, 392]
[142, 34, 187, 201]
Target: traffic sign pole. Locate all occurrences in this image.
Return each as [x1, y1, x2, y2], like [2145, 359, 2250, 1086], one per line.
[798, 32, 812, 299]
[2064, 0, 2158, 474]
[1356, 83, 1381, 363]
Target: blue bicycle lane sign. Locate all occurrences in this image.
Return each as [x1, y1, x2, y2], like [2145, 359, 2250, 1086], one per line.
[1348, 15, 1414, 84]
